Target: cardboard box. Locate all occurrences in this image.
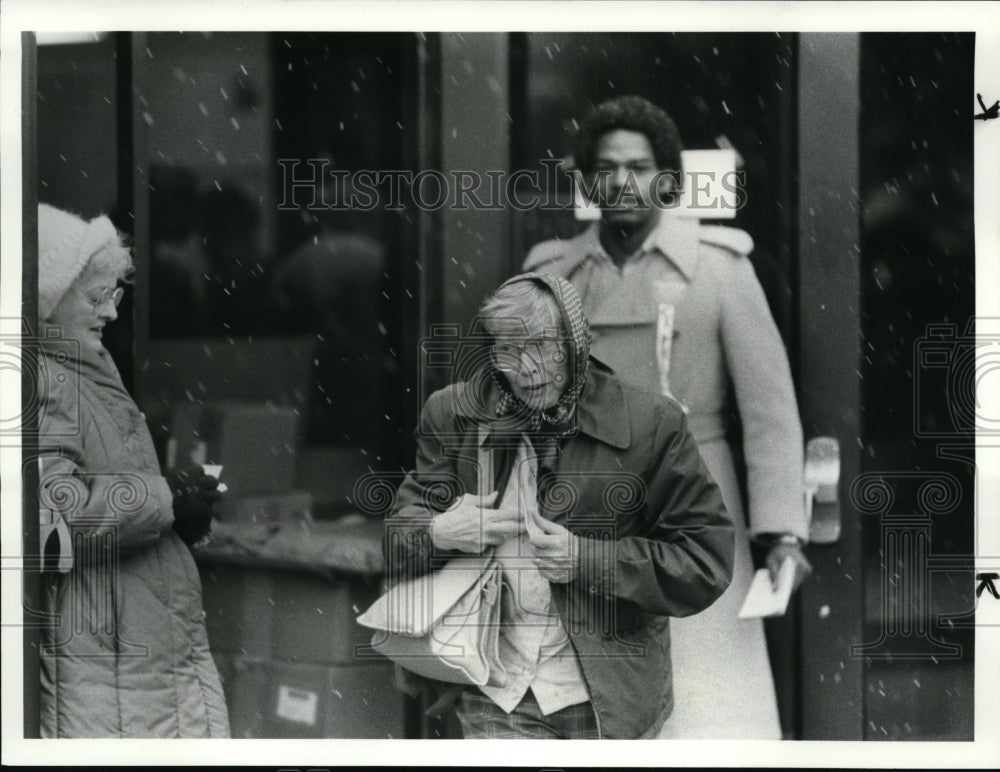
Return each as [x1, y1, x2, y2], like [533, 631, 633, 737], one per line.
[269, 567, 383, 666]
[201, 567, 275, 658]
[170, 400, 301, 495]
[295, 445, 377, 515]
[145, 335, 314, 420]
[199, 563, 383, 666]
[217, 490, 313, 524]
[226, 657, 404, 739]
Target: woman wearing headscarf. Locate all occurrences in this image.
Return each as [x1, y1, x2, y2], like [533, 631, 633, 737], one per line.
[383, 273, 734, 739]
[35, 203, 230, 737]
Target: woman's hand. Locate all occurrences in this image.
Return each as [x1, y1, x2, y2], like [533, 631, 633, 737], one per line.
[528, 515, 581, 584]
[166, 464, 222, 544]
[430, 491, 524, 553]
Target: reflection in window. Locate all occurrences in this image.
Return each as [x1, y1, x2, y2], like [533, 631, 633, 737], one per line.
[140, 32, 414, 513]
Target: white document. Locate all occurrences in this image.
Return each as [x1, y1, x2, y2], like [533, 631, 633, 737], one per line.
[738, 557, 796, 619]
[203, 464, 228, 492]
[275, 685, 318, 726]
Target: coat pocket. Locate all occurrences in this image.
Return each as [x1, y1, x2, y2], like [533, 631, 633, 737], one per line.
[610, 599, 645, 638]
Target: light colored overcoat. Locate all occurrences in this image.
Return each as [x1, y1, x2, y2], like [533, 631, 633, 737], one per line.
[526, 212, 807, 738]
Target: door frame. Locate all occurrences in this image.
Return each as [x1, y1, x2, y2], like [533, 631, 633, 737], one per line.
[795, 32, 864, 740]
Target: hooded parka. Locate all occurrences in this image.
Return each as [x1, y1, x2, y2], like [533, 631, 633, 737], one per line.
[37, 338, 230, 738]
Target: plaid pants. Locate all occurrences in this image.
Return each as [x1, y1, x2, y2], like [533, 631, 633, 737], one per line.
[455, 689, 600, 739]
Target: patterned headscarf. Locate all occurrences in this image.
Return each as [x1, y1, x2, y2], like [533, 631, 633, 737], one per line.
[488, 273, 592, 434]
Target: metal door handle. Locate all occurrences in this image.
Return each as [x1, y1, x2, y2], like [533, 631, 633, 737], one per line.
[804, 436, 841, 544]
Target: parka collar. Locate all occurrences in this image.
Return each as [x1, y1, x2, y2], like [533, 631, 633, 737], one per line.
[38, 332, 118, 384]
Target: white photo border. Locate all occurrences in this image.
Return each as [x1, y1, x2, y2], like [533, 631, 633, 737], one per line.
[2, 1, 998, 767]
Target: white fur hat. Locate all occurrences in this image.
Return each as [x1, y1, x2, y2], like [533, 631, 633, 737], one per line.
[38, 203, 120, 320]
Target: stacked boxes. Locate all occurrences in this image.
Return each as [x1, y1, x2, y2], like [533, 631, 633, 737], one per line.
[200, 564, 384, 667]
[170, 400, 315, 525]
[199, 562, 402, 739]
[216, 490, 313, 524]
[223, 657, 401, 739]
[179, 400, 404, 738]
[169, 400, 301, 497]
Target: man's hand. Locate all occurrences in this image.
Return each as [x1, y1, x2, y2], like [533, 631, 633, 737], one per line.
[766, 540, 812, 591]
[431, 491, 524, 553]
[528, 515, 580, 584]
[166, 464, 222, 545]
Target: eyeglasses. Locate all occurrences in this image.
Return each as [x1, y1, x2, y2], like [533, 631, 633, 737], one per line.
[86, 286, 125, 311]
[492, 337, 568, 372]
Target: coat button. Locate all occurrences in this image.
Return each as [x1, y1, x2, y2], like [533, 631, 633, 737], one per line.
[588, 585, 598, 595]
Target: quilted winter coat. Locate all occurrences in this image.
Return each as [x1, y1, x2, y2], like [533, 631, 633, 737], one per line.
[36, 338, 230, 738]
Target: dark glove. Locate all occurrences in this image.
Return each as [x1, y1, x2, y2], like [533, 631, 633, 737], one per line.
[166, 464, 221, 545]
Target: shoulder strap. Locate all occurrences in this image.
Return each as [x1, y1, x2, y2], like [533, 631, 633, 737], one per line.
[524, 233, 594, 277]
[699, 224, 754, 256]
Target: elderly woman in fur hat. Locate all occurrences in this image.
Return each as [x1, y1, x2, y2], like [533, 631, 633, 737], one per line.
[35, 203, 229, 738]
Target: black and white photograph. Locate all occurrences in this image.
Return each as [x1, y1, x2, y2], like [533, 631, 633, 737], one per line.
[1, 1, 998, 767]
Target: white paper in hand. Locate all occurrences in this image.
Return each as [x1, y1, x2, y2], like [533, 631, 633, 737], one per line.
[738, 557, 796, 619]
[203, 464, 227, 492]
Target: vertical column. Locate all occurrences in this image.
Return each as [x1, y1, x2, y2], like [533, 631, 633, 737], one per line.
[21, 30, 41, 740]
[439, 33, 511, 333]
[115, 32, 150, 400]
[797, 33, 864, 740]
